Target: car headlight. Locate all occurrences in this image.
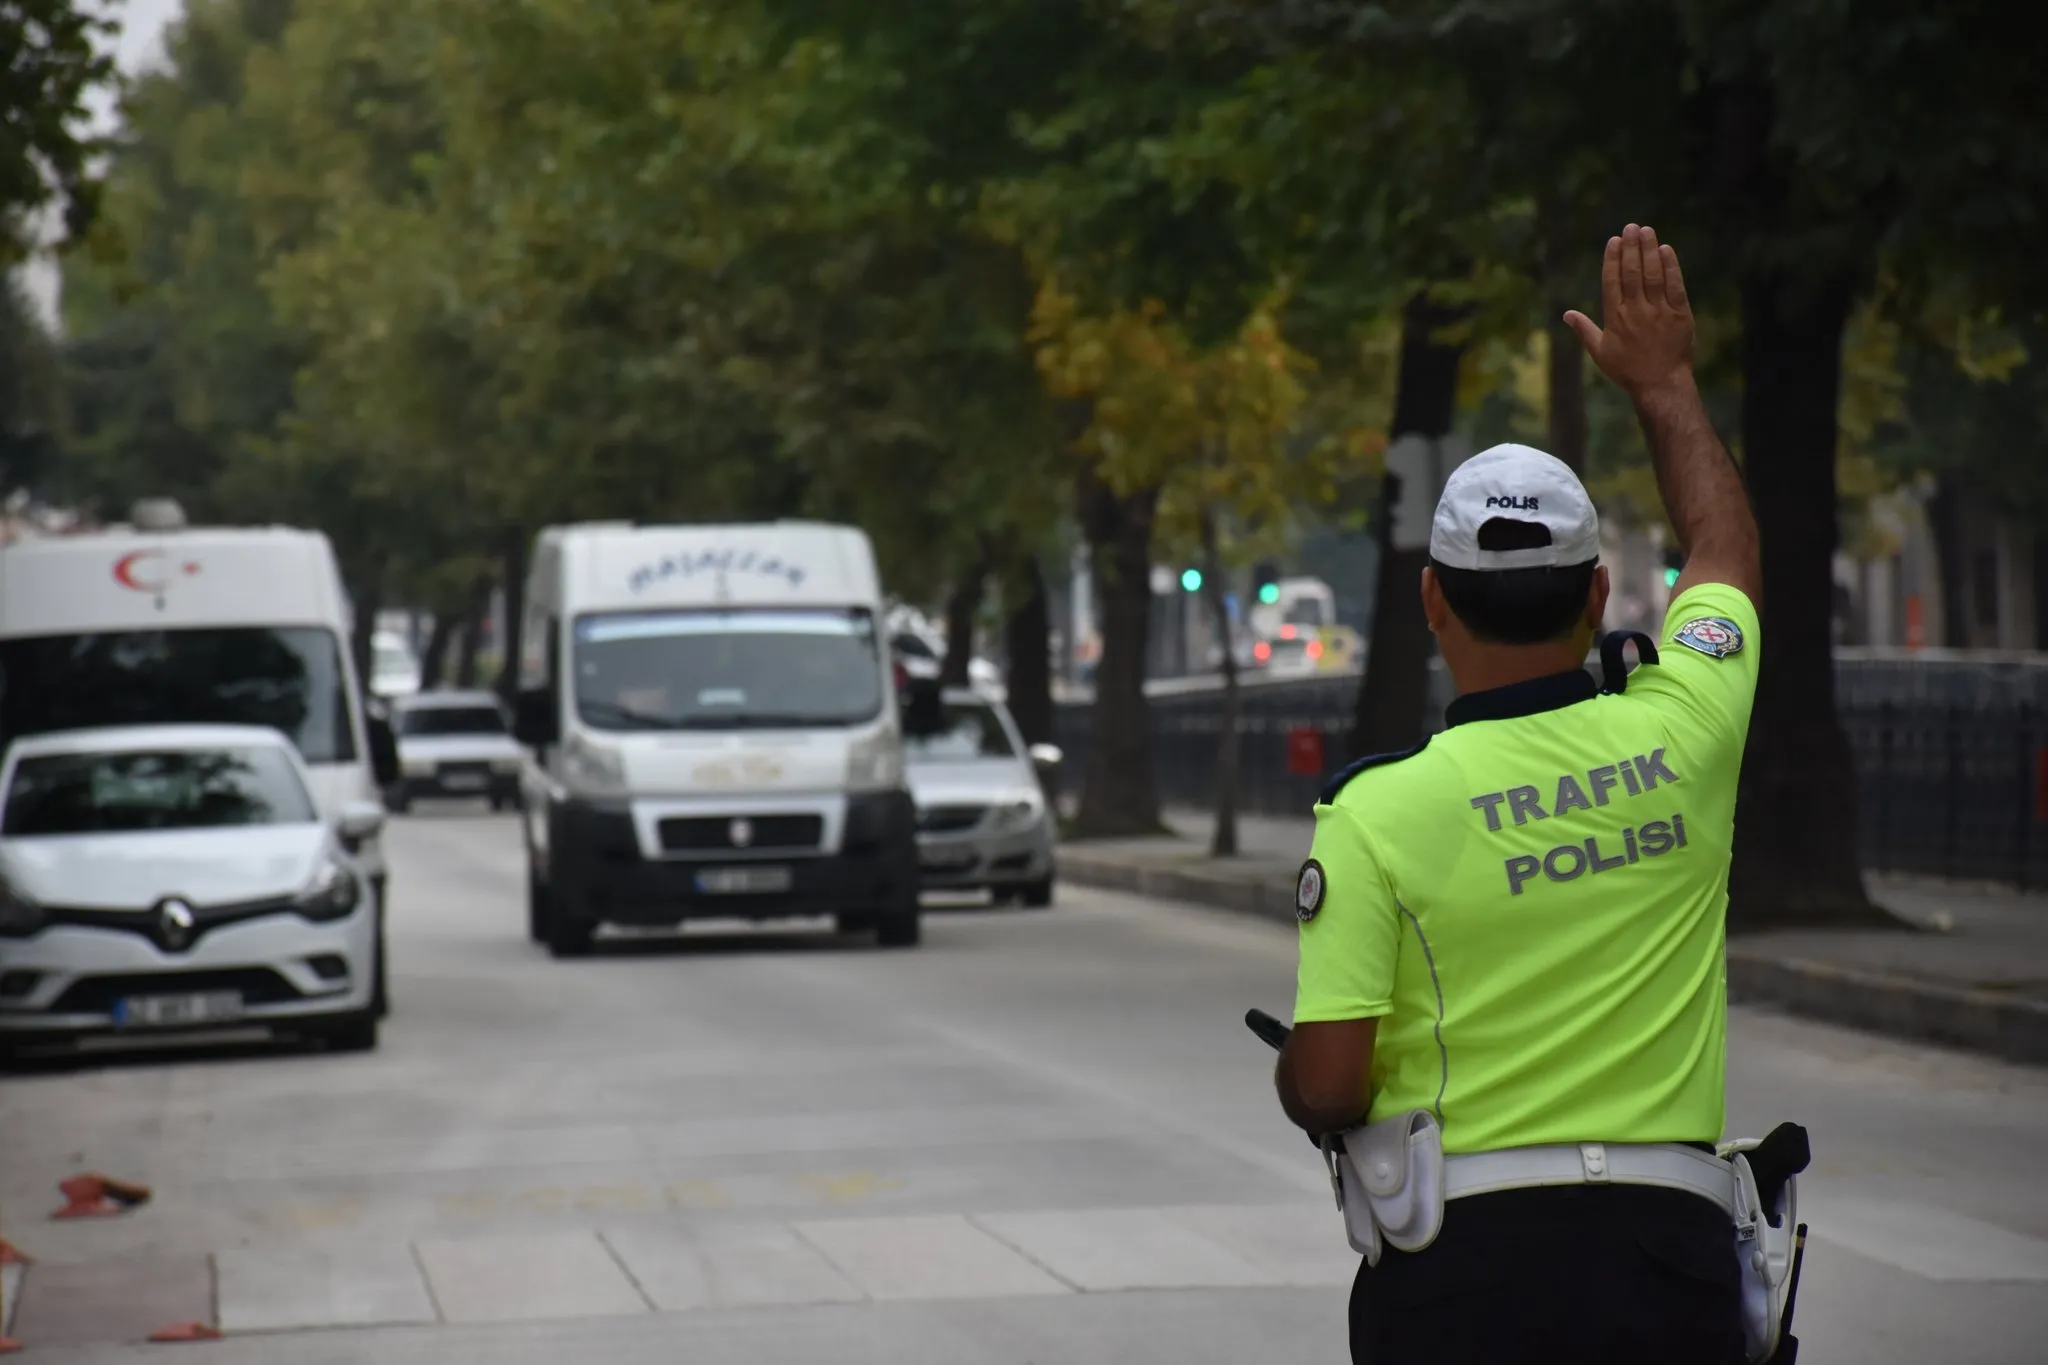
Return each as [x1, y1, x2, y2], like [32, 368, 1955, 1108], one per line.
[0, 881, 46, 938]
[560, 732, 626, 796]
[492, 756, 522, 774]
[992, 790, 1045, 829]
[295, 859, 363, 922]
[401, 757, 435, 778]
[846, 729, 905, 793]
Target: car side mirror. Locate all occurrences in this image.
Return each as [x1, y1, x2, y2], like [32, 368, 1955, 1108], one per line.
[367, 713, 400, 786]
[338, 798, 386, 850]
[514, 687, 560, 748]
[900, 677, 947, 739]
[1028, 743, 1063, 770]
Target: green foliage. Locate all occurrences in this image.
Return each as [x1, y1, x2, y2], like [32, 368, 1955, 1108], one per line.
[0, 0, 118, 253]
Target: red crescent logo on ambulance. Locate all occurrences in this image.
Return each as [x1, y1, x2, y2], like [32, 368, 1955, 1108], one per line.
[113, 550, 201, 594]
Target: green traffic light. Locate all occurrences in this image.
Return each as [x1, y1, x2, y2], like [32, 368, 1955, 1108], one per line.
[1181, 568, 1203, 592]
[1664, 567, 1681, 588]
[1258, 582, 1280, 604]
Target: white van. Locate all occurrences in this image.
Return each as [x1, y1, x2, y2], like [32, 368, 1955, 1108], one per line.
[513, 521, 923, 955]
[0, 504, 401, 1012]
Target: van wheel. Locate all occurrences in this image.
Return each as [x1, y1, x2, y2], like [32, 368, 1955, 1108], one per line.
[835, 912, 875, 935]
[546, 907, 594, 958]
[876, 912, 921, 948]
[385, 787, 411, 815]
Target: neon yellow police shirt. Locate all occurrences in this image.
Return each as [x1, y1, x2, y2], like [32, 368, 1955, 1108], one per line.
[1292, 582, 1760, 1154]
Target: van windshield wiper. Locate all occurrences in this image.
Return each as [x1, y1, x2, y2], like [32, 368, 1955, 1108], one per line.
[670, 712, 863, 730]
[577, 699, 686, 730]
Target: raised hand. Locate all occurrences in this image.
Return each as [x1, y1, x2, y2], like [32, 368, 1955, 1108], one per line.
[1563, 224, 1695, 400]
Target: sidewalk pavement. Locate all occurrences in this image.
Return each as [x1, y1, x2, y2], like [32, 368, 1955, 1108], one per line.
[1058, 806, 2048, 1067]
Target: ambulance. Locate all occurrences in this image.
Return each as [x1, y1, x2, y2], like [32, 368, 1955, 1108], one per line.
[513, 520, 923, 956]
[0, 501, 399, 1011]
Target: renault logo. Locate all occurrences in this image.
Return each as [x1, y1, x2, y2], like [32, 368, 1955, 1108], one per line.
[728, 817, 754, 848]
[158, 897, 197, 952]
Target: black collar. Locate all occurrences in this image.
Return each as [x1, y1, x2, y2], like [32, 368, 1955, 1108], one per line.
[1443, 668, 1598, 729]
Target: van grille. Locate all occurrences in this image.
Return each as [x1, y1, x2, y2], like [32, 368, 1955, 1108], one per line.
[657, 814, 823, 853]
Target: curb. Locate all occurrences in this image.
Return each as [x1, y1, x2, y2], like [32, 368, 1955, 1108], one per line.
[1059, 849, 2048, 1068]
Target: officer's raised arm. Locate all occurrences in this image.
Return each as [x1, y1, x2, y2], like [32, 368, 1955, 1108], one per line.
[1564, 225, 1760, 605]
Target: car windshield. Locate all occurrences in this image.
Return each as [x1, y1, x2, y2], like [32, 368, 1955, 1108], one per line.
[2, 746, 317, 836]
[373, 645, 415, 677]
[398, 705, 506, 737]
[904, 701, 1017, 761]
[572, 608, 884, 730]
[0, 627, 357, 763]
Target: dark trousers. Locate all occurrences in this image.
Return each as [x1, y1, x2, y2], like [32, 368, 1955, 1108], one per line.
[1349, 1184, 1747, 1365]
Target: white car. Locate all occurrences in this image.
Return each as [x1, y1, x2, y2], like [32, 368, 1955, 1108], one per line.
[904, 688, 1058, 905]
[388, 690, 523, 812]
[0, 724, 386, 1061]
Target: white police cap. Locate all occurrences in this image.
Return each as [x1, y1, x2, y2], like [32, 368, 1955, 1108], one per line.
[1429, 443, 1601, 571]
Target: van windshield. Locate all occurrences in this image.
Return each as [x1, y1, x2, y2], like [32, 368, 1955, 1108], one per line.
[0, 628, 357, 763]
[572, 609, 883, 730]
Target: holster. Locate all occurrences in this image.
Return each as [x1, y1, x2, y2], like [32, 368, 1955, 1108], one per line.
[1323, 1109, 1446, 1266]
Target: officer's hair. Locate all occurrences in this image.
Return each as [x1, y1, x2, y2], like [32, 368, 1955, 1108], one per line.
[1431, 518, 1598, 645]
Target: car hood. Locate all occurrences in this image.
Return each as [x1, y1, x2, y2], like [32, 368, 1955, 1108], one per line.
[906, 758, 1039, 805]
[0, 826, 330, 910]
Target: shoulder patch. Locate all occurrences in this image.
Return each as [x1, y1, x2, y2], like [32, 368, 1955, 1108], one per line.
[1672, 616, 1744, 660]
[1318, 737, 1431, 806]
[1295, 858, 1327, 922]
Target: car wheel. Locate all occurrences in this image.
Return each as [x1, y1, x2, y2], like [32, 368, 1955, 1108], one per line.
[545, 903, 595, 958]
[835, 911, 876, 935]
[1020, 878, 1054, 909]
[319, 1011, 379, 1053]
[526, 868, 551, 942]
[386, 787, 411, 815]
[876, 911, 921, 948]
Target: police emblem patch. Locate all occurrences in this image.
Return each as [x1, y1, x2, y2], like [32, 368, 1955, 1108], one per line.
[1673, 616, 1744, 660]
[1295, 858, 1327, 923]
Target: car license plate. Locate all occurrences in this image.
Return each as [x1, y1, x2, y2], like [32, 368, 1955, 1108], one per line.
[695, 866, 793, 894]
[114, 991, 245, 1028]
[441, 768, 488, 790]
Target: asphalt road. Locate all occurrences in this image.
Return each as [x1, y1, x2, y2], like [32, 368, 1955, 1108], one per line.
[4, 807, 2047, 1362]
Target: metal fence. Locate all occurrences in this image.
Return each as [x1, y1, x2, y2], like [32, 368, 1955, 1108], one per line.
[1053, 657, 2048, 888]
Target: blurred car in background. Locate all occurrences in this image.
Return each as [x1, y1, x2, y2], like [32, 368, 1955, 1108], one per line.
[370, 629, 422, 698]
[387, 689, 523, 812]
[0, 723, 386, 1060]
[904, 688, 1058, 906]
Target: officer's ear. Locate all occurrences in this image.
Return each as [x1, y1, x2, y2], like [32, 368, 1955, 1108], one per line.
[1421, 565, 1454, 636]
[1585, 564, 1612, 631]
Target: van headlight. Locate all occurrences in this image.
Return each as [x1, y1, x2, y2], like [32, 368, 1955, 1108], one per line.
[845, 729, 905, 792]
[0, 880, 45, 938]
[561, 732, 626, 796]
[295, 859, 363, 922]
[992, 790, 1045, 830]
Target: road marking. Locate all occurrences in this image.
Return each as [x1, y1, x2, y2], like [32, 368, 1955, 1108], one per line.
[973, 1207, 1278, 1291]
[793, 1171, 906, 1203]
[793, 1214, 1073, 1300]
[1812, 1197, 2048, 1282]
[216, 1243, 439, 1333]
[603, 1223, 864, 1310]
[415, 1231, 652, 1322]
[1163, 1204, 1359, 1286]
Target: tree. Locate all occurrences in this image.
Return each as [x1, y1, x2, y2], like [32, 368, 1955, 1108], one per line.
[1, 0, 117, 252]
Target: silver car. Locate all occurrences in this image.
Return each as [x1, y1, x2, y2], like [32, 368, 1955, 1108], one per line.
[388, 689, 524, 812]
[0, 724, 386, 1060]
[905, 688, 1059, 905]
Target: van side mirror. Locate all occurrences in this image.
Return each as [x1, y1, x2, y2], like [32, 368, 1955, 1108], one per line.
[900, 677, 947, 739]
[514, 687, 560, 748]
[1027, 743, 1063, 770]
[366, 712, 400, 786]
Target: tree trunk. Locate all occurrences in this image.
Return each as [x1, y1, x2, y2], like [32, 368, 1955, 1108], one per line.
[1547, 318, 1588, 477]
[418, 612, 456, 691]
[1726, 270, 1880, 928]
[1347, 293, 1466, 760]
[350, 578, 383, 689]
[1003, 553, 1054, 746]
[453, 571, 494, 688]
[496, 529, 528, 704]
[1198, 506, 1241, 857]
[941, 552, 988, 687]
[1074, 466, 1163, 837]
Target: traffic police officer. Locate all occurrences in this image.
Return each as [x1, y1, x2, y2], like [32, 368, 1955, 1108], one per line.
[1275, 225, 1762, 1364]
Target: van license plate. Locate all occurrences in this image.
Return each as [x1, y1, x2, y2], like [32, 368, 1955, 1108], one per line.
[441, 771, 488, 790]
[695, 866, 793, 894]
[114, 991, 245, 1028]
